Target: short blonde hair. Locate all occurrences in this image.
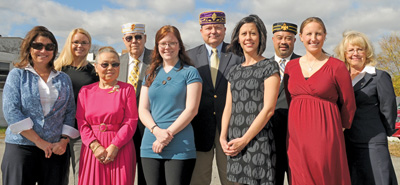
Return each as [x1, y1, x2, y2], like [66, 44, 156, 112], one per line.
[334, 30, 376, 68]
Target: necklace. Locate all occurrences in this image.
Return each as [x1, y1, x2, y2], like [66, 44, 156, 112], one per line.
[307, 61, 317, 71]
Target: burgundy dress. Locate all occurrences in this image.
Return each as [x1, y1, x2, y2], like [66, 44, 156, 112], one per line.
[76, 82, 138, 185]
[284, 57, 356, 185]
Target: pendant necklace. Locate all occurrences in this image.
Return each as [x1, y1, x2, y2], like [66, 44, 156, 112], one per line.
[308, 61, 317, 71]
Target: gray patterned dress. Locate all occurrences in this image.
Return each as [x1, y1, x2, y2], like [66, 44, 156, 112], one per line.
[226, 58, 279, 185]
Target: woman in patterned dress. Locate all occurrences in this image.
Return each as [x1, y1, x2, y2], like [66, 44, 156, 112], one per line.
[219, 14, 280, 185]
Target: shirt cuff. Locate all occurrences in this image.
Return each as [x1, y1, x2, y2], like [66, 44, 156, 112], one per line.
[9, 117, 34, 134]
[62, 125, 80, 139]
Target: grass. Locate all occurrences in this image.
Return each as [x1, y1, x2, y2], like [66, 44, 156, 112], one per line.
[389, 140, 400, 157]
[0, 127, 6, 139]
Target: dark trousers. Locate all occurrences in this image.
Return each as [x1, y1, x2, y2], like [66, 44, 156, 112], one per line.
[141, 158, 196, 185]
[1, 143, 70, 185]
[271, 109, 289, 185]
[134, 121, 146, 185]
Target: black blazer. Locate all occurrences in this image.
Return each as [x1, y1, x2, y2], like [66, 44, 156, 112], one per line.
[187, 43, 243, 152]
[344, 69, 397, 143]
[270, 53, 301, 126]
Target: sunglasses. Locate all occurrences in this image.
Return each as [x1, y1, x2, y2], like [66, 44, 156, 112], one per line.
[99, 62, 120, 68]
[124, 35, 143, 42]
[31, 42, 56, 51]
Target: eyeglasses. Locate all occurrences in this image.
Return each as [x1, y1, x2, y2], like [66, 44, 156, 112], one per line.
[346, 48, 365, 54]
[99, 63, 120, 68]
[159, 42, 178, 49]
[31, 43, 56, 51]
[72, 41, 90, 46]
[124, 35, 143, 42]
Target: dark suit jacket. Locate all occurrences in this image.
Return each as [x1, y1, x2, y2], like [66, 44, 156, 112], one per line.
[344, 69, 397, 143]
[118, 48, 152, 136]
[187, 42, 243, 152]
[270, 53, 301, 124]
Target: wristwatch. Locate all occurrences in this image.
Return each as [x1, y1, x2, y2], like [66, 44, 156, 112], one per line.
[60, 135, 69, 140]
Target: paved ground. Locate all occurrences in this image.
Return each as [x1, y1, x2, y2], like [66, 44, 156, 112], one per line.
[0, 138, 399, 185]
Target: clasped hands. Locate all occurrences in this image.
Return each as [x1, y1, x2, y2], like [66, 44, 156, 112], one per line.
[220, 137, 248, 157]
[36, 137, 69, 158]
[90, 141, 119, 164]
[152, 127, 173, 153]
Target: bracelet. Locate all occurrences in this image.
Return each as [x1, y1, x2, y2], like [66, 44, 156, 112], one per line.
[150, 124, 159, 134]
[92, 144, 100, 153]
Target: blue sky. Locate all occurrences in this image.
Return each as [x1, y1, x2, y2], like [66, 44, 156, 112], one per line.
[1, 0, 399, 57]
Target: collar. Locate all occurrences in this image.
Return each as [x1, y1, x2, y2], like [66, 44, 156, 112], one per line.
[129, 49, 145, 64]
[205, 42, 223, 57]
[274, 53, 293, 63]
[352, 65, 376, 86]
[156, 60, 182, 71]
[25, 65, 60, 82]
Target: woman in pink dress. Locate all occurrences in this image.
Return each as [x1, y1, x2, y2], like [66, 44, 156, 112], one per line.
[76, 46, 138, 185]
[284, 17, 356, 185]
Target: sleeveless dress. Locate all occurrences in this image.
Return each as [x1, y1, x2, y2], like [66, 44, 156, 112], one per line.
[226, 59, 279, 185]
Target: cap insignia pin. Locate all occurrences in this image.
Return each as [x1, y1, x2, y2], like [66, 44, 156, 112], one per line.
[282, 23, 288, 31]
[212, 13, 217, 21]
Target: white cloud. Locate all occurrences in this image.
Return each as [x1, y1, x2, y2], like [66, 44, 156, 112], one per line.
[1, 0, 399, 58]
[146, 0, 195, 15]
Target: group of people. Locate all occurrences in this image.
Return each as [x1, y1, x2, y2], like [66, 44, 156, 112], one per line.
[1, 9, 398, 185]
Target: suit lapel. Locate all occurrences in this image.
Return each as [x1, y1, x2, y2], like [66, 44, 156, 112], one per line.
[216, 43, 231, 89]
[136, 48, 152, 96]
[353, 73, 374, 92]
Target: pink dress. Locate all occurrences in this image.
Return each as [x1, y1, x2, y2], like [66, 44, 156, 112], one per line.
[76, 82, 138, 185]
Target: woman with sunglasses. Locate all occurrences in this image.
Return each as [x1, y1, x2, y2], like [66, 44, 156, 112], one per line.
[76, 46, 138, 185]
[54, 28, 98, 185]
[1, 26, 78, 185]
[139, 25, 202, 185]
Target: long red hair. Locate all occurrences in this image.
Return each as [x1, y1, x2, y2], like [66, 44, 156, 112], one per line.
[145, 25, 193, 86]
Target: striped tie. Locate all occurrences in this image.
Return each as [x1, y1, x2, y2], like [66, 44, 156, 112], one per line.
[128, 59, 140, 90]
[279, 59, 286, 82]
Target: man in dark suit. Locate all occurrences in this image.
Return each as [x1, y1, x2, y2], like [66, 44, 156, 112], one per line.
[270, 22, 301, 185]
[118, 22, 152, 185]
[187, 11, 242, 185]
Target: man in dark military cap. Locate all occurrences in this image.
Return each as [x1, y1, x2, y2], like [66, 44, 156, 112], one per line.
[187, 10, 242, 185]
[270, 22, 301, 185]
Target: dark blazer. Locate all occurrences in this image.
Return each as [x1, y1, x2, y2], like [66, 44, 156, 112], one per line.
[272, 53, 301, 110]
[269, 53, 300, 185]
[345, 69, 397, 143]
[187, 42, 243, 152]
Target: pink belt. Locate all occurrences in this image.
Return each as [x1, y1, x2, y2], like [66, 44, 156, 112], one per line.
[92, 123, 120, 132]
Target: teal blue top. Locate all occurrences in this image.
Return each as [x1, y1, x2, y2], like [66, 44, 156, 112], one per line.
[140, 61, 202, 159]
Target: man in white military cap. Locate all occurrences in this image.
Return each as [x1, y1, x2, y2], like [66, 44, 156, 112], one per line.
[119, 22, 152, 185]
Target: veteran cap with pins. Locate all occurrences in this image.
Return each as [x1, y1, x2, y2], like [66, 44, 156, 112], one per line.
[272, 22, 297, 35]
[199, 11, 226, 25]
[121, 23, 145, 34]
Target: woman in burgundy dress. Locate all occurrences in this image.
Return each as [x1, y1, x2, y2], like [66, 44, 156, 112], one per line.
[284, 17, 356, 185]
